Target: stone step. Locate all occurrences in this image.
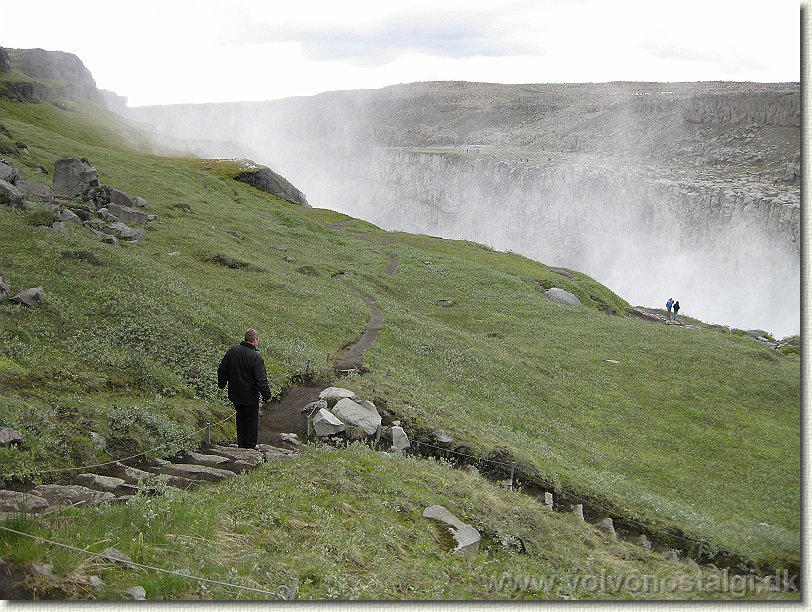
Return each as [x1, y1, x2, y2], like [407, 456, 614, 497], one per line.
[177, 451, 231, 468]
[256, 444, 299, 461]
[75, 473, 138, 495]
[201, 444, 264, 467]
[152, 462, 235, 482]
[111, 463, 198, 491]
[0, 490, 49, 513]
[29, 484, 116, 506]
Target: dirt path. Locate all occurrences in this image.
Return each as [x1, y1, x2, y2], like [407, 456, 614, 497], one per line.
[332, 275, 385, 372]
[258, 382, 324, 446]
[258, 257, 398, 444]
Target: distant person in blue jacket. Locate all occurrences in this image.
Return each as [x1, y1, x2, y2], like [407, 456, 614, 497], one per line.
[673, 300, 681, 322]
[666, 298, 674, 321]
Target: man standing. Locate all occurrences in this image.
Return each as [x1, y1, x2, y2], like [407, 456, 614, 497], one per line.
[217, 328, 272, 449]
[665, 297, 674, 322]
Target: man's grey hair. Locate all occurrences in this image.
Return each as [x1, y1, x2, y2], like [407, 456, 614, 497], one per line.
[244, 328, 259, 342]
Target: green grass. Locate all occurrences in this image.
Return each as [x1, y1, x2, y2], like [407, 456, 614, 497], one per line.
[0, 445, 797, 600]
[0, 90, 800, 593]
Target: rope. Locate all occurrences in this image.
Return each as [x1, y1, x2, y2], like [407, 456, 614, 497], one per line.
[1, 411, 237, 479]
[413, 439, 702, 547]
[0, 524, 286, 598]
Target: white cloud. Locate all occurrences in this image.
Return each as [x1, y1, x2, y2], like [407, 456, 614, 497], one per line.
[2, 0, 801, 105]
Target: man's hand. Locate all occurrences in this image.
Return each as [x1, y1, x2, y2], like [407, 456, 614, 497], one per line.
[260, 398, 273, 412]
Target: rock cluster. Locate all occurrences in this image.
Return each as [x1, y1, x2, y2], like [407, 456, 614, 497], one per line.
[0, 158, 156, 247]
[306, 386, 411, 451]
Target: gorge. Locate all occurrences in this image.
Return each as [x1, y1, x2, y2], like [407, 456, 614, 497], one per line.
[128, 80, 801, 337]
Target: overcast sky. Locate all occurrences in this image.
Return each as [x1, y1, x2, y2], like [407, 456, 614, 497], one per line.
[4, 0, 804, 106]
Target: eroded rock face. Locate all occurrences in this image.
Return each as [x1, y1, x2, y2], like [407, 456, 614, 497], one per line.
[0, 47, 11, 73]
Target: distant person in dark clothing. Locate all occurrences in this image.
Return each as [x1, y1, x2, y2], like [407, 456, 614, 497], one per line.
[666, 297, 674, 322]
[218, 328, 272, 449]
[673, 301, 681, 322]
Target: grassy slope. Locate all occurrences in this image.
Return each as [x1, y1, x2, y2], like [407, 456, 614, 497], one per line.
[0, 445, 794, 600]
[0, 94, 800, 586]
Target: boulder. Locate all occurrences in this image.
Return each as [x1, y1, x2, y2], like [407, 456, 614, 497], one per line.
[59, 209, 83, 226]
[90, 431, 107, 450]
[422, 505, 481, 556]
[570, 503, 585, 521]
[9, 287, 44, 307]
[17, 180, 54, 201]
[103, 221, 146, 241]
[0, 179, 24, 205]
[437, 299, 455, 307]
[133, 196, 149, 208]
[107, 202, 150, 225]
[0, 160, 19, 183]
[389, 426, 411, 451]
[127, 586, 147, 600]
[0, 273, 8, 300]
[51, 221, 68, 235]
[595, 517, 617, 540]
[67, 207, 91, 222]
[312, 408, 345, 437]
[101, 547, 135, 568]
[635, 534, 652, 550]
[318, 387, 356, 403]
[53, 158, 98, 196]
[544, 287, 581, 307]
[108, 189, 136, 207]
[234, 165, 309, 207]
[301, 399, 327, 414]
[332, 398, 381, 436]
[0, 490, 48, 512]
[433, 430, 453, 448]
[29, 484, 116, 506]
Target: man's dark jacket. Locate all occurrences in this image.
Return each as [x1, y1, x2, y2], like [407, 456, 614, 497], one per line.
[217, 341, 272, 405]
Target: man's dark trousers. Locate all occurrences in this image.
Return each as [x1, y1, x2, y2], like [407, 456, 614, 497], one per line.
[235, 403, 259, 449]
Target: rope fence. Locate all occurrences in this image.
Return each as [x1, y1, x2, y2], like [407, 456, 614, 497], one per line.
[1, 411, 237, 480]
[0, 524, 296, 599]
[411, 439, 704, 549]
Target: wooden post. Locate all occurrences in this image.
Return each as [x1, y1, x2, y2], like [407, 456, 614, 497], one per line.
[509, 462, 516, 492]
[697, 539, 705, 560]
